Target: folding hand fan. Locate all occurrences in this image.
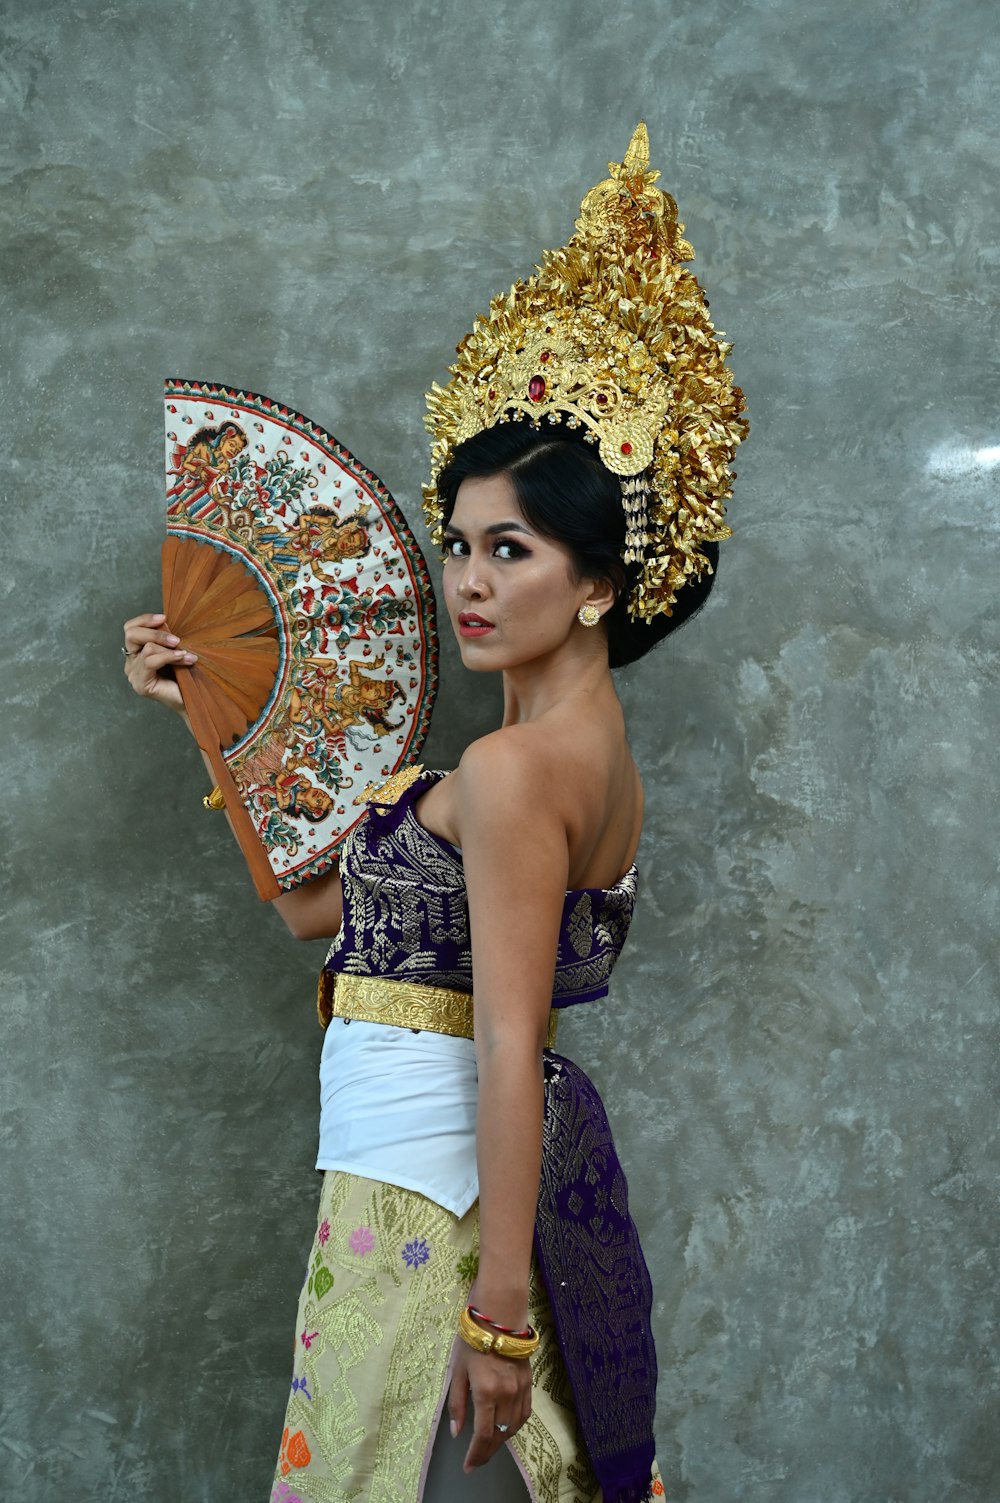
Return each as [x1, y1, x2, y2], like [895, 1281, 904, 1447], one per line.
[162, 379, 438, 900]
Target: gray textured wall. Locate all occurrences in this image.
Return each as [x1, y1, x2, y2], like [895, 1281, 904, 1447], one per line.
[2, 1, 997, 1498]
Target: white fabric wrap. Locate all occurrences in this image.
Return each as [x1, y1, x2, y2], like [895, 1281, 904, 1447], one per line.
[316, 1020, 479, 1217]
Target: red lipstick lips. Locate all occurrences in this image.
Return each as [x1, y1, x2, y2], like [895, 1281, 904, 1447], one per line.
[457, 612, 495, 637]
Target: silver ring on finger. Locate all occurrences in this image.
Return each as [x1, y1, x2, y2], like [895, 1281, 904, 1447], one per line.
[121, 646, 137, 657]
[494, 1423, 510, 1434]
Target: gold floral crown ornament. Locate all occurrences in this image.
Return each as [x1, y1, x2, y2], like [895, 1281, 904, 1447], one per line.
[423, 123, 749, 622]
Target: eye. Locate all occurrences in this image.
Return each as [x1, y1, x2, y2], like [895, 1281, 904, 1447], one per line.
[443, 537, 468, 558]
[493, 538, 529, 560]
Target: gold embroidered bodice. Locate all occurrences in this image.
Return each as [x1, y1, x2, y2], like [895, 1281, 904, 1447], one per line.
[322, 769, 637, 1012]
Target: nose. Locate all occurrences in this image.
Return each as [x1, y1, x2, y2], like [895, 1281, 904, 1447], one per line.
[456, 557, 488, 601]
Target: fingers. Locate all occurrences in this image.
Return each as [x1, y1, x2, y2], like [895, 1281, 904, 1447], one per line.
[447, 1364, 468, 1441]
[463, 1405, 501, 1472]
[123, 611, 167, 633]
[461, 1356, 532, 1472]
[124, 643, 197, 680]
[123, 612, 181, 658]
[122, 613, 195, 714]
[132, 643, 196, 671]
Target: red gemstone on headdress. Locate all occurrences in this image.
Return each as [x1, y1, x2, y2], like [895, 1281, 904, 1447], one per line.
[596, 393, 608, 407]
[488, 388, 496, 400]
[528, 375, 546, 402]
[539, 350, 550, 363]
[621, 442, 633, 455]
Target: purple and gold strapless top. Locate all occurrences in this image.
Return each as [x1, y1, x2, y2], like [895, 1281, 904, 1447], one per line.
[322, 768, 638, 1005]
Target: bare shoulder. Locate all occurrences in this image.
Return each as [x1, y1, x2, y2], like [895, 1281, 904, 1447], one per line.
[452, 726, 565, 821]
[415, 726, 565, 853]
[453, 726, 572, 896]
[426, 717, 642, 888]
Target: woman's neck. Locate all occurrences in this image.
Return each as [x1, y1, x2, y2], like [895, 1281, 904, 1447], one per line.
[499, 645, 616, 727]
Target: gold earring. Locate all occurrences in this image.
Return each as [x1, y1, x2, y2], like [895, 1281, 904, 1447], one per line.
[577, 603, 601, 627]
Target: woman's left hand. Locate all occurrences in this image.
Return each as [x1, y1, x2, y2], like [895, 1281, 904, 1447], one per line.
[447, 1340, 532, 1471]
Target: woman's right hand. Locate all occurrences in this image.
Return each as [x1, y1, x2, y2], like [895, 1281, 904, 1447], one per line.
[447, 1340, 533, 1472]
[122, 612, 197, 716]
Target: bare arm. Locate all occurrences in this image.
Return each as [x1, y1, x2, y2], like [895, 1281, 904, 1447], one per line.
[446, 734, 569, 1470]
[270, 868, 342, 940]
[123, 612, 343, 939]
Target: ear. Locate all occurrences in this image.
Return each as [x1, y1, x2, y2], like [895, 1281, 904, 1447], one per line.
[579, 575, 617, 617]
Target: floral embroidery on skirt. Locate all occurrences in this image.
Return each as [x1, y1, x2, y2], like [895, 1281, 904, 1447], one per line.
[270, 1171, 633, 1503]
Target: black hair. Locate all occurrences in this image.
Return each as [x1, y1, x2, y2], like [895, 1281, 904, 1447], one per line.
[435, 420, 718, 669]
[186, 420, 247, 453]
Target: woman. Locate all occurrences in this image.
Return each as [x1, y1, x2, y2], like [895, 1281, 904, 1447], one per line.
[125, 126, 746, 1502]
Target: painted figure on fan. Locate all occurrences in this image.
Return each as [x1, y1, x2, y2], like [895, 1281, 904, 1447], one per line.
[166, 419, 249, 517]
[289, 506, 371, 565]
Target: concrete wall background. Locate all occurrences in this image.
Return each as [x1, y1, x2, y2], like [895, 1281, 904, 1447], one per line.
[2, 1, 997, 1498]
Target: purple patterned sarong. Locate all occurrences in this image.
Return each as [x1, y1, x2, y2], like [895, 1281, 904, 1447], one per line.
[536, 1052, 658, 1503]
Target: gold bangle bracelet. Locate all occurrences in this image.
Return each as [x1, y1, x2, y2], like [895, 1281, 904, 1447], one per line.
[457, 1306, 539, 1360]
[203, 785, 225, 811]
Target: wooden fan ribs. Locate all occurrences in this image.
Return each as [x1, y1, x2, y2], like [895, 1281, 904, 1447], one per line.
[161, 533, 282, 901]
[195, 655, 274, 726]
[179, 663, 279, 901]
[180, 568, 276, 634]
[163, 541, 279, 721]
[165, 537, 221, 626]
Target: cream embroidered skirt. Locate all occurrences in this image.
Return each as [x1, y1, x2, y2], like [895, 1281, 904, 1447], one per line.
[269, 1171, 659, 1503]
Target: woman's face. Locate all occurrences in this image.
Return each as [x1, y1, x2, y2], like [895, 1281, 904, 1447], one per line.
[442, 473, 591, 673]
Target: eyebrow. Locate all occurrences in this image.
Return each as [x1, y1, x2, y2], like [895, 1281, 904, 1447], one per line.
[443, 520, 533, 538]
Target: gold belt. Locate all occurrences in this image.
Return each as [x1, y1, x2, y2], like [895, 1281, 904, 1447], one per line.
[318, 971, 559, 1048]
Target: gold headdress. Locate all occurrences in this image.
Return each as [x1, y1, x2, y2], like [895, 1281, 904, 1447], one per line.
[423, 124, 748, 622]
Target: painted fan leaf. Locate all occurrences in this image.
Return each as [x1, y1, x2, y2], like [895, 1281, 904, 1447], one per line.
[163, 379, 438, 899]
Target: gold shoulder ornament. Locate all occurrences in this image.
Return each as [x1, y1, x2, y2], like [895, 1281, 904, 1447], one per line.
[423, 123, 749, 623]
[353, 763, 426, 811]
